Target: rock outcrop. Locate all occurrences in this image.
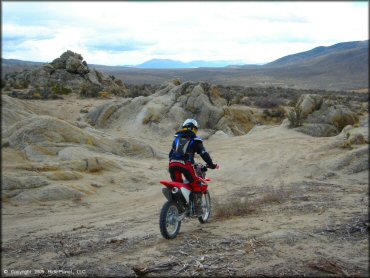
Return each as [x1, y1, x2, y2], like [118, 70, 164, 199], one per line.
[3, 115, 163, 161]
[292, 94, 360, 137]
[4, 50, 128, 98]
[296, 94, 323, 117]
[84, 80, 267, 136]
[2, 95, 37, 131]
[2, 95, 167, 203]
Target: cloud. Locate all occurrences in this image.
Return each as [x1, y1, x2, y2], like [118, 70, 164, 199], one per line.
[2, 1, 368, 65]
[86, 40, 152, 54]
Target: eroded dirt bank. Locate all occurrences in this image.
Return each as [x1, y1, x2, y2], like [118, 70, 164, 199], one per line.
[2, 94, 368, 277]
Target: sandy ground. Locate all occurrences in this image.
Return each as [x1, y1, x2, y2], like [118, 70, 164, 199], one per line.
[2, 95, 368, 277]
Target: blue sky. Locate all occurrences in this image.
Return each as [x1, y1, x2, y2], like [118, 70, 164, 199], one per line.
[2, 1, 368, 66]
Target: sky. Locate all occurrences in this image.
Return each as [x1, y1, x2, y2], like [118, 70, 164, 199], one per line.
[2, 1, 369, 66]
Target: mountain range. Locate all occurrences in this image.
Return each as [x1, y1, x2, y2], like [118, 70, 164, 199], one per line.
[132, 59, 246, 68]
[129, 40, 369, 69]
[2, 40, 368, 91]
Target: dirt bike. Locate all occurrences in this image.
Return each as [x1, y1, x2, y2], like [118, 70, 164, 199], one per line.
[159, 163, 219, 239]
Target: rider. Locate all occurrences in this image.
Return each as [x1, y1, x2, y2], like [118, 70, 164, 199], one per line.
[168, 119, 217, 215]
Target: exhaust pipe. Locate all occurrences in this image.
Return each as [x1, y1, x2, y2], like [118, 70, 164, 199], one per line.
[172, 187, 179, 194]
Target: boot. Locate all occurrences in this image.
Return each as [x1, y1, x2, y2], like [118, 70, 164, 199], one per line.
[193, 193, 203, 216]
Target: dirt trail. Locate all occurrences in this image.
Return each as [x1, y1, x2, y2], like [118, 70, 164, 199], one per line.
[2, 96, 368, 277]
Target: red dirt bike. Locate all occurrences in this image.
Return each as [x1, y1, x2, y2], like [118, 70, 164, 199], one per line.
[159, 163, 219, 239]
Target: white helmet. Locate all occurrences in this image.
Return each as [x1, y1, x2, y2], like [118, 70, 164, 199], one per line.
[182, 118, 199, 129]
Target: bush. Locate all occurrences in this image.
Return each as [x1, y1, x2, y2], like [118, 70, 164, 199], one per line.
[98, 91, 112, 98]
[51, 84, 72, 95]
[79, 82, 102, 97]
[263, 107, 286, 118]
[106, 85, 127, 96]
[287, 105, 303, 128]
[240, 97, 252, 106]
[254, 96, 284, 108]
[213, 187, 291, 220]
[13, 80, 30, 89]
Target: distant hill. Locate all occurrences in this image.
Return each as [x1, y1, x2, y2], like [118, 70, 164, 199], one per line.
[2, 40, 368, 91]
[2, 58, 45, 66]
[266, 40, 368, 67]
[2, 59, 46, 77]
[134, 58, 245, 68]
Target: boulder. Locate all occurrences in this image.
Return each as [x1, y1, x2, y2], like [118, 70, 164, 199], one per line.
[2, 174, 50, 190]
[329, 146, 368, 174]
[295, 123, 339, 137]
[51, 50, 85, 69]
[58, 146, 97, 161]
[296, 94, 323, 117]
[306, 103, 359, 130]
[66, 56, 89, 74]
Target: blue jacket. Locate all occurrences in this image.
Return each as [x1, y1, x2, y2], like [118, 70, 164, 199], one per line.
[169, 129, 215, 167]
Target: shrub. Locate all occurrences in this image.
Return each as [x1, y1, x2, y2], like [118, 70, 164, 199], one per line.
[210, 86, 221, 98]
[287, 98, 298, 107]
[213, 187, 291, 220]
[287, 105, 303, 128]
[240, 97, 252, 106]
[173, 79, 181, 86]
[114, 79, 124, 87]
[1, 79, 6, 88]
[213, 197, 257, 220]
[98, 91, 112, 98]
[106, 85, 127, 96]
[254, 96, 284, 108]
[51, 84, 72, 95]
[142, 107, 162, 124]
[13, 80, 30, 89]
[79, 82, 102, 98]
[263, 107, 286, 118]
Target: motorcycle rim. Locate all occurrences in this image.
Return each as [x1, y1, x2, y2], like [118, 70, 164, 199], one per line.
[159, 201, 181, 239]
[198, 191, 211, 224]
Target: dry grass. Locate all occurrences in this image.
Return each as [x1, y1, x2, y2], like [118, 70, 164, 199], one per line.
[213, 186, 292, 220]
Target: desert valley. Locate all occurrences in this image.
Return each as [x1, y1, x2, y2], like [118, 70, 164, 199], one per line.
[1, 41, 369, 276]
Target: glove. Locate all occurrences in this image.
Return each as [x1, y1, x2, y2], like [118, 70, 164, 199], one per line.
[207, 163, 217, 169]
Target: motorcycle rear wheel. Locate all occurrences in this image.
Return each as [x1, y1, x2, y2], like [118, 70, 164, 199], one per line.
[159, 201, 181, 239]
[198, 190, 211, 224]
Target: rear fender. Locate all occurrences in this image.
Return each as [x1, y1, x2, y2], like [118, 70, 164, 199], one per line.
[160, 180, 192, 204]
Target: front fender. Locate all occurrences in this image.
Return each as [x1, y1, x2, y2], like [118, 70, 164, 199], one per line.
[162, 187, 172, 201]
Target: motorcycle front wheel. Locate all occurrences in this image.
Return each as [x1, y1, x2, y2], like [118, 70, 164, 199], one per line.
[198, 190, 211, 224]
[159, 201, 181, 239]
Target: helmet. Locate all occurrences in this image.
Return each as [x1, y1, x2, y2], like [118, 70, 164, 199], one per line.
[182, 119, 199, 129]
